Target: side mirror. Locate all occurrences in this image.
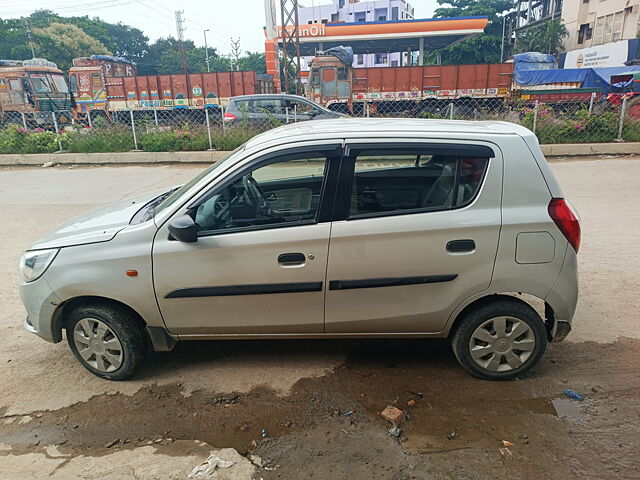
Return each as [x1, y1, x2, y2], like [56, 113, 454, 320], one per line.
[168, 214, 198, 243]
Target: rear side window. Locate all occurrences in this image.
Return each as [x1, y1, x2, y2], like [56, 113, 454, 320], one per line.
[348, 150, 489, 218]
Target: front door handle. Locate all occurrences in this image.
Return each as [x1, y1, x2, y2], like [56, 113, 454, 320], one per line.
[447, 239, 476, 253]
[278, 253, 306, 265]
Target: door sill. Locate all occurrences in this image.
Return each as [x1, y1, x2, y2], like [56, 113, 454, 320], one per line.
[177, 331, 445, 340]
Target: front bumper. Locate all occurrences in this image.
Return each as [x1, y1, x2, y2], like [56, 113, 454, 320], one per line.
[19, 277, 63, 343]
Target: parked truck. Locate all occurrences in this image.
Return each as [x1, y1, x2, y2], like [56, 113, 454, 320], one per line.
[306, 49, 513, 115]
[69, 55, 275, 120]
[305, 48, 640, 115]
[0, 58, 72, 126]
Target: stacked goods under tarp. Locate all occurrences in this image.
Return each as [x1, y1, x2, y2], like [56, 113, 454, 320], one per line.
[511, 51, 640, 102]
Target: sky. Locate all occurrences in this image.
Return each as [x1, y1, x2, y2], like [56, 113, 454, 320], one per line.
[0, 0, 440, 55]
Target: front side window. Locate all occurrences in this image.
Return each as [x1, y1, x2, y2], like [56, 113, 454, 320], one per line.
[194, 152, 329, 234]
[9, 79, 22, 92]
[69, 74, 78, 93]
[288, 100, 313, 114]
[29, 74, 52, 93]
[250, 99, 284, 114]
[348, 150, 489, 218]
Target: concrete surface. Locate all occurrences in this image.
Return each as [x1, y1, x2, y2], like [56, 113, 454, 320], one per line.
[0, 157, 639, 479]
[0, 143, 638, 166]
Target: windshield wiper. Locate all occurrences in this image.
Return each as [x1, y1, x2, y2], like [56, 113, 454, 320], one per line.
[130, 187, 181, 225]
[143, 187, 181, 220]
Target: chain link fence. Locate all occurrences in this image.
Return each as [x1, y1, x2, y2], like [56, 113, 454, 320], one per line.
[1, 95, 639, 155]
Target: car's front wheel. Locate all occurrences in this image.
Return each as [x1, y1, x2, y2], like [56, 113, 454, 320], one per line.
[66, 303, 148, 380]
[451, 298, 548, 380]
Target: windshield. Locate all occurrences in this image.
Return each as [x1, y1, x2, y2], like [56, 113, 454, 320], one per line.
[155, 145, 246, 214]
[29, 74, 52, 93]
[51, 75, 69, 93]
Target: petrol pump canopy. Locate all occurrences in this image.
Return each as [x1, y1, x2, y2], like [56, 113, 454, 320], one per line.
[275, 16, 489, 55]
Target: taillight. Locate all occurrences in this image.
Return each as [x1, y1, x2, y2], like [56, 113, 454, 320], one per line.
[548, 198, 581, 253]
[223, 112, 237, 122]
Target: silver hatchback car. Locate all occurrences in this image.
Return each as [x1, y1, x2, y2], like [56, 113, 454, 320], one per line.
[19, 119, 579, 381]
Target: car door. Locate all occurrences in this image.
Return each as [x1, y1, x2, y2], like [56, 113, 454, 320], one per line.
[153, 144, 341, 335]
[325, 141, 503, 333]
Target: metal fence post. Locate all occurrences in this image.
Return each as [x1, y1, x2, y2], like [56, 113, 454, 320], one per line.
[51, 112, 63, 151]
[449, 102, 454, 120]
[129, 109, 139, 150]
[153, 109, 159, 127]
[532, 101, 539, 135]
[294, 104, 297, 123]
[205, 108, 214, 150]
[617, 96, 628, 141]
[365, 100, 370, 118]
[21, 112, 27, 130]
[221, 104, 226, 132]
[588, 92, 596, 115]
[87, 110, 93, 129]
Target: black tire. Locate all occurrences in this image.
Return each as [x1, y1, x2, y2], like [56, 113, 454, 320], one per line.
[65, 303, 148, 381]
[451, 298, 548, 380]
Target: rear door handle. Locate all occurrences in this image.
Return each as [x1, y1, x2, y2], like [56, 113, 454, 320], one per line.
[278, 253, 306, 265]
[447, 239, 476, 253]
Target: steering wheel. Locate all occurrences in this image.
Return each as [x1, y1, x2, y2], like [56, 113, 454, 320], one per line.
[242, 175, 272, 215]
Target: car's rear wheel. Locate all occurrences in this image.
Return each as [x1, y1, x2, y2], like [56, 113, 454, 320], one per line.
[66, 304, 148, 380]
[451, 298, 548, 380]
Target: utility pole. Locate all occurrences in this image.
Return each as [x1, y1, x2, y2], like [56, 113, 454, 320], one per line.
[280, 0, 302, 94]
[204, 29, 210, 72]
[24, 20, 36, 59]
[231, 38, 241, 71]
[175, 10, 189, 74]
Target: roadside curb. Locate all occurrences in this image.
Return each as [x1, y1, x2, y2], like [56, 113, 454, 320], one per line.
[0, 151, 230, 166]
[1, 143, 638, 166]
[540, 143, 640, 157]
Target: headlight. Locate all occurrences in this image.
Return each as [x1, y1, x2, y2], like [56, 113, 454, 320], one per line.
[19, 249, 59, 283]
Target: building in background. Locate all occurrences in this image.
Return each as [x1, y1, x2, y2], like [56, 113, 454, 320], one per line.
[561, 0, 639, 51]
[297, 0, 416, 69]
[560, 0, 640, 67]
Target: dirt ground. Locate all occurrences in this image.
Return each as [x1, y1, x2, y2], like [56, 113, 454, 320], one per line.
[0, 156, 639, 479]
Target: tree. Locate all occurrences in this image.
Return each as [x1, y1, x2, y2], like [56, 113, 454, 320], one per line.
[515, 20, 568, 55]
[425, 0, 513, 65]
[32, 22, 110, 70]
[135, 37, 231, 75]
[238, 52, 267, 74]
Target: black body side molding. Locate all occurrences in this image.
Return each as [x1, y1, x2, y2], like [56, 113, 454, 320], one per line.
[329, 274, 457, 291]
[166, 282, 323, 298]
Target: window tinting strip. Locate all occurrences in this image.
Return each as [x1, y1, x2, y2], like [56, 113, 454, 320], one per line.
[329, 275, 457, 291]
[165, 282, 323, 298]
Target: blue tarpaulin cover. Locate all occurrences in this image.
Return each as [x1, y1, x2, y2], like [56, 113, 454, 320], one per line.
[320, 46, 354, 66]
[514, 66, 640, 92]
[90, 54, 134, 65]
[513, 52, 556, 71]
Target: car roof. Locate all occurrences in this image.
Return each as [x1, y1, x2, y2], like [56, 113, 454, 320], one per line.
[245, 118, 533, 149]
[230, 93, 309, 101]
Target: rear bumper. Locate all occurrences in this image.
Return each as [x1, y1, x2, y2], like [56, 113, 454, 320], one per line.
[545, 245, 579, 337]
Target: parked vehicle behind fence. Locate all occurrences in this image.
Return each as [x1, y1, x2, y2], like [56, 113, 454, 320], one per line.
[223, 93, 344, 127]
[19, 118, 579, 381]
[0, 58, 72, 127]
